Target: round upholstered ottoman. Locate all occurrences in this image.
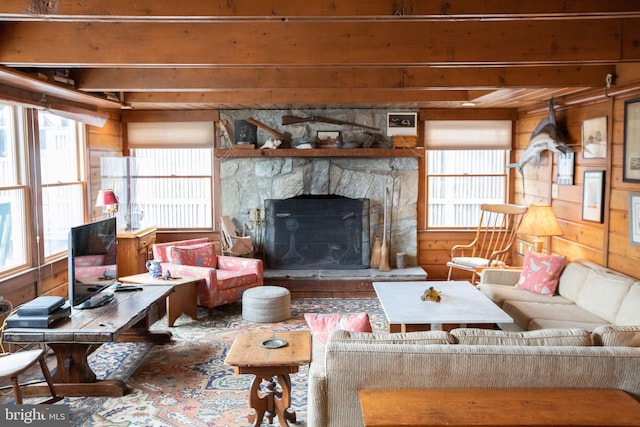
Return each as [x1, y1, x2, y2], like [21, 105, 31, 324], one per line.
[242, 286, 291, 323]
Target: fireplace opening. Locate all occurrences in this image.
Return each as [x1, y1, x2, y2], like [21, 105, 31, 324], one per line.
[264, 195, 370, 269]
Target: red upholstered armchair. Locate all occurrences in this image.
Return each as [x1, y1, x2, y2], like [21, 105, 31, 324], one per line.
[152, 238, 263, 308]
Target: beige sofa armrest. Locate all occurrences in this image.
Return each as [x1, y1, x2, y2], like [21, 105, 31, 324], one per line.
[479, 268, 522, 286]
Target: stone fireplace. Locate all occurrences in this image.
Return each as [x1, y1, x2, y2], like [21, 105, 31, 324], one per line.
[218, 108, 419, 269]
[264, 195, 370, 269]
[219, 156, 419, 268]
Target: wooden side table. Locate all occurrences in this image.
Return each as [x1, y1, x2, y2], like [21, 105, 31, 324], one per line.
[225, 330, 311, 427]
[359, 388, 640, 426]
[117, 226, 157, 276]
[119, 273, 200, 327]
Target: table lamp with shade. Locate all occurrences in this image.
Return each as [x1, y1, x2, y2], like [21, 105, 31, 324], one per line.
[95, 189, 119, 217]
[517, 204, 563, 253]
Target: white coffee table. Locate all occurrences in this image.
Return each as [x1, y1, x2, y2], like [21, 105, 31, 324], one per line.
[373, 281, 513, 332]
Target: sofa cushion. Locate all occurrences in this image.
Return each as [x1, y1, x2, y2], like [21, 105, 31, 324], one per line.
[329, 330, 455, 345]
[304, 312, 372, 345]
[451, 328, 591, 346]
[557, 261, 591, 302]
[591, 325, 640, 347]
[575, 269, 633, 324]
[502, 300, 608, 331]
[481, 283, 573, 307]
[515, 252, 566, 296]
[615, 284, 640, 326]
[214, 270, 257, 289]
[152, 238, 210, 262]
[168, 242, 217, 268]
[528, 318, 609, 331]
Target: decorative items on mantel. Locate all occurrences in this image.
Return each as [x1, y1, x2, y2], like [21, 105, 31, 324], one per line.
[214, 148, 424, 158]
[218, 108, 419, 151]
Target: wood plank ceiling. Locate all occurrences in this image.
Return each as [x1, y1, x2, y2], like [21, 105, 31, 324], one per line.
[1, 0, 640, 112]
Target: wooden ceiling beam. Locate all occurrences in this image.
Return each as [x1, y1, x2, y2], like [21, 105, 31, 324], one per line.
[123, 89, 477, 107]
[1, 0, 639, 21]
[1, 19, 637, 67]
[75, 65, 616, 91]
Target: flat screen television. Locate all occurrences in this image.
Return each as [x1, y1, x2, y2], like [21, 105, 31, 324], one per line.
[68, 217, 118, 309]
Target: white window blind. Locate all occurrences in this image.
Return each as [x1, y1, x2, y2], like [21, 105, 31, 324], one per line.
[425, 120, 512, 150]
[127, 121, 214, 148]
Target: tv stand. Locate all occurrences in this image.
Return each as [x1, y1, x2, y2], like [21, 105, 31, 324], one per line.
[74, 291, 115, 309]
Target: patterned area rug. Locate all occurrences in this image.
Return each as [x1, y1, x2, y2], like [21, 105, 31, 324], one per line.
[65, 297, 385, 426]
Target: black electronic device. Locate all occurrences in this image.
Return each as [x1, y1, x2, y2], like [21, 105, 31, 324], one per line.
[16, 296, 65, 316]
[6, 304, 71, 328]
[68, 217, 118, 309]
[113, 285, 143, 292]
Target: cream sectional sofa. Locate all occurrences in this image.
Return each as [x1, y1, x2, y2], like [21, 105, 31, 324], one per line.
[479, 259, 640, 331]
[306, 327, 640, 427]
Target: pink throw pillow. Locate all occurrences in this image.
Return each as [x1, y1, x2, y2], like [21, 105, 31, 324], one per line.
[304, 312, 372, 345]
[168, 243, 217, 268]
[515, 251, 566, 296]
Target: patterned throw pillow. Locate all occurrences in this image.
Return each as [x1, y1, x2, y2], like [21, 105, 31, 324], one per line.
[515, 251, 566, 296]
[304, 312, 372, 345]
[168, 242, 217, 268]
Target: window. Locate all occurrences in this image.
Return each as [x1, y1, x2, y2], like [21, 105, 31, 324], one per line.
[425, 120, 511, 228]
[0, 104, 28, 273]
[126, 121, 214, 229]
[128, 148, 213, 228]
[38, 110, 86, 257]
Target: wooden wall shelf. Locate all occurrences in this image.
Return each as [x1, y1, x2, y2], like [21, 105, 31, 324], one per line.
[214, 148, 424, 158]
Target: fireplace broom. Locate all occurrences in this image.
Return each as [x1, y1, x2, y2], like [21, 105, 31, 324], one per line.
[379, 187, 391, 271]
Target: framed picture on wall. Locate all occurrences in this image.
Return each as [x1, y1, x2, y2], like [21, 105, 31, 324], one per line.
[582, 170, 605, 223]
[623, 98, 640, 182]
[629, 192, 640, 246]
[387, 112, 417, 137]
[557, 152, 575, 185]
[582, 116, 607, 159]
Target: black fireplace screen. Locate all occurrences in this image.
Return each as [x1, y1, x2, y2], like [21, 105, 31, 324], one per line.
[264, 195, 370, 269]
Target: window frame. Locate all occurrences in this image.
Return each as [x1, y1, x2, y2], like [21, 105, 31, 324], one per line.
[37, 109, 87, 259]
[424, 119, 513, 231]
[0, 103, 88, 278]
[125, 147, 214, 230]
[0, 103, 30, 275]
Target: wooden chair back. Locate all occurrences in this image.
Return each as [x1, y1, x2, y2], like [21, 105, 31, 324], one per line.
[447, 203, 528, 282]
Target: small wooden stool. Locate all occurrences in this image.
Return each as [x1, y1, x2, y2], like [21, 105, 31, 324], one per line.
[242, 286, 291, 323]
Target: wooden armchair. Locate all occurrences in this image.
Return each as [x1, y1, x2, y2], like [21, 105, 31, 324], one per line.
[446, 203, 528, 283]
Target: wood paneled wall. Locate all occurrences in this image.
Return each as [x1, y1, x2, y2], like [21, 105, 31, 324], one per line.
[417, 90, 640, 282]
[514, 91, 640, 280]
[88, 110, 123, 221]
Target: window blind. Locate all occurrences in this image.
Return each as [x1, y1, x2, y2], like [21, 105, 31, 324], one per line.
[127, 121, 214, 148]
[424, 120, 512, 150]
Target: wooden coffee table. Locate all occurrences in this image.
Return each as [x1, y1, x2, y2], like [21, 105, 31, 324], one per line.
[119, 273, 200, 327]
[373, 281, 513, 332]
[225, 330, 311, 427]
[359, 388, 640, 426]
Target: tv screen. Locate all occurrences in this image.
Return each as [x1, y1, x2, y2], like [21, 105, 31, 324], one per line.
[68, 217, 118, 309]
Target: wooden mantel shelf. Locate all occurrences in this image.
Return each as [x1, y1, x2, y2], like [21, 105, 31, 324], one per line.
[214, 148, 424, 158]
